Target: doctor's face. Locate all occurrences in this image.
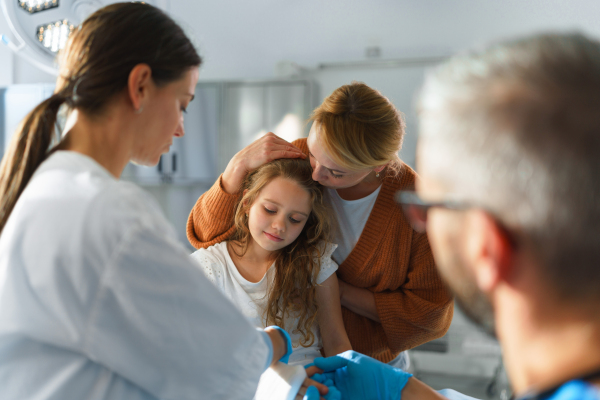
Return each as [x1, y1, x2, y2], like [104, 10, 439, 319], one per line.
[247, 177, 311, 253]
[133, 67, 199, 166]
[416, 144, 496, 335]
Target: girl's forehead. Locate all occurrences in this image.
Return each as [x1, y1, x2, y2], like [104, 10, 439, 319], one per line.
[257, 177, 312, 211]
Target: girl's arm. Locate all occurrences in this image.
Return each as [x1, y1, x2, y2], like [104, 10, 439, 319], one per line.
[316, 273, 352, 357]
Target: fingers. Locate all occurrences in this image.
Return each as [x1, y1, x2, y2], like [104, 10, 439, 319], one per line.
[305, 365, 324, 377]
[313, 356, 349, 372]
[273, 149, 307, 161]
[302, 377, 329, 394]
[296, 381, 327, 400]
[294, 385, 322, 400]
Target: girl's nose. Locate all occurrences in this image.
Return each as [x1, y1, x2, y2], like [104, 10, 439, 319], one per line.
[272, 215, 286, 232]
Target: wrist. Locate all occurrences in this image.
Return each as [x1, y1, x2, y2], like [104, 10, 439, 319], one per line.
[265, 326, 292, 364]
[222, 161, 245, 194]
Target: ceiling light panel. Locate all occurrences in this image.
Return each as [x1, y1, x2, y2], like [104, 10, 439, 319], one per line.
[36, 19, 73, 53]
[19, 0, 59, 14]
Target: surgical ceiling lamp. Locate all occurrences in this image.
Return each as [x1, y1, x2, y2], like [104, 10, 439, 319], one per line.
[1, 0, 170, 75]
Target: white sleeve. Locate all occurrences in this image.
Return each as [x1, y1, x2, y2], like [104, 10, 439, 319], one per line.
[83, 190, 271, 400]
[316, 242, 339, 285]
[190, 248, 223, 286]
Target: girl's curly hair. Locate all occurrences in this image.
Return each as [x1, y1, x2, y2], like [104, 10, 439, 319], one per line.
[229, 158, 331, 347]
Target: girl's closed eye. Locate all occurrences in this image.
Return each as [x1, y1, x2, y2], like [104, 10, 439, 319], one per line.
[264, 206, 276, 214]
[289, 216, 301, 224]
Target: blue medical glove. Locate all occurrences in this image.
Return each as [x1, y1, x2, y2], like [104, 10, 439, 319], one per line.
[313, 350, 413, 400]
[303, 386, 320, 400]
[304, 364, 342, 400]
[268, 326, 293, 364]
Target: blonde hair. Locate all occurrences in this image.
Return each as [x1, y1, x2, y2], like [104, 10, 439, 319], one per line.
[310, 82, 406, 176]
[230, 158, 331, 346]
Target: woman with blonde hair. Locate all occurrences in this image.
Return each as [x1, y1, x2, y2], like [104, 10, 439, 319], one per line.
[187, 82, 454, 366]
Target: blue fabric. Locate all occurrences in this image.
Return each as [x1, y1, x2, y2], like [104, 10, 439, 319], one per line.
[313, 350, 413, 400]
[543, 381, 600, 400]
[268, 326, 293, 364]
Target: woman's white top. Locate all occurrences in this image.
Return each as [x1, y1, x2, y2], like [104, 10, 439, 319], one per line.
[191, 241, 338, 366]
[0, 151, 272, 400]
[325, 186, 381, 265]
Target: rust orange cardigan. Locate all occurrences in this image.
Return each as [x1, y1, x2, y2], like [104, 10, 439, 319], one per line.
[187, 138, 453, 363]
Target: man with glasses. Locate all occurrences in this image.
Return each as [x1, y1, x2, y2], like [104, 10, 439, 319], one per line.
[301, 32, 600, 400]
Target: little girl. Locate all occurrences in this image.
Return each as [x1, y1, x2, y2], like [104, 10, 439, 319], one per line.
[191, 158, 351, 366]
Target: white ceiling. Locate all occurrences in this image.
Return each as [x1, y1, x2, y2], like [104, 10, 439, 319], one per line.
[2, 0, 600, 83]
[168, 0, 600, 80]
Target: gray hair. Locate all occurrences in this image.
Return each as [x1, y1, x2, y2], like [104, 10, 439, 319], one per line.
[418, 33, 600, 303]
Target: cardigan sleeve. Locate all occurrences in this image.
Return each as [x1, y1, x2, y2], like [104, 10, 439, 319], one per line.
[186, 175, 239, 249]
[373, 230, 454, 352]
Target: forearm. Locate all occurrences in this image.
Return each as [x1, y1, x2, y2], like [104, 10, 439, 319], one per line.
[317, 274, 352, 357]
[221, 159, 246, 194]
[401, 378, 448, 400]
[186, 175, 239, 249]
[264, 327, 287, 367]
[339, 281, 381, 323]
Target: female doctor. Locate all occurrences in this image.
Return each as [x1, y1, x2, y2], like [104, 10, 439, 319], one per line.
[0, 3, 318, 399]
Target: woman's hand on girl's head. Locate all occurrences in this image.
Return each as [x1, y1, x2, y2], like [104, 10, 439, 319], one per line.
[221, 132, 306, 194]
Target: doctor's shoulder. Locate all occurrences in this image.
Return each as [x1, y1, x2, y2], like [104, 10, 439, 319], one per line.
[81, 180, 179, 251]
[189, 242, 229, 286]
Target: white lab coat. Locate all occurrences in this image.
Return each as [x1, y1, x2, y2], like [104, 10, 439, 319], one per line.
[0, 151, 271, 400]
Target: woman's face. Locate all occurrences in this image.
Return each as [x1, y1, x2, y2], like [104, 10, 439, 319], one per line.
[132, 67, 199, 166]
[247, 177, 312, 253]
[306, 122, 373, 189]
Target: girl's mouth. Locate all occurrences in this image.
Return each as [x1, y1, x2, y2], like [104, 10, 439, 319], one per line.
[264, 232, 283, 242]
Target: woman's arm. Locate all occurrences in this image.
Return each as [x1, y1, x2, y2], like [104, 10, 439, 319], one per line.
[186, 175, 239, 249]
[338, 280, 380, 323]
[316, 273, 352, 357]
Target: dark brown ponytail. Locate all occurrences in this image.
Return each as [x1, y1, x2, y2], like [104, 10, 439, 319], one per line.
[0, 2, 201, 234]
[0, 92, 66, 233]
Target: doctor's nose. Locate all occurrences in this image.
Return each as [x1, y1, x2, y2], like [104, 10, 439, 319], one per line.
[174, 115, 185, 137]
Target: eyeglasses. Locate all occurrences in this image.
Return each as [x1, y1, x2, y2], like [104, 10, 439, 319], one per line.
[395, 190, 474, 233]
[396, 191, 520, 249]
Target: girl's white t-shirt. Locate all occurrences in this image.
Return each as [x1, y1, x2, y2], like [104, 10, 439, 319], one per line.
[191, 241, 338, 366]
[325, 185, 382, 265]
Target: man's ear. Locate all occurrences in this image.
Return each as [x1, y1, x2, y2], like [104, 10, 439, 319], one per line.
[127, 63, 152, 112]
[466, 210, 514, 293]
